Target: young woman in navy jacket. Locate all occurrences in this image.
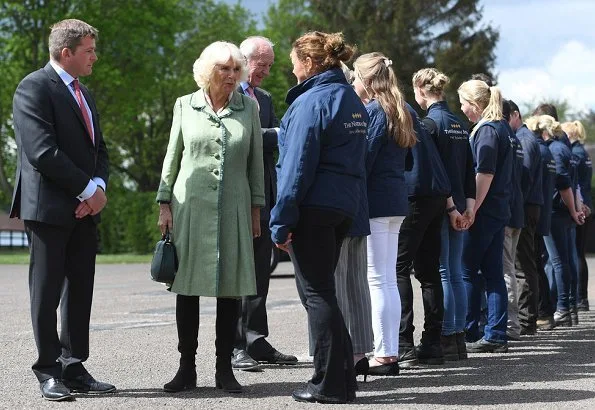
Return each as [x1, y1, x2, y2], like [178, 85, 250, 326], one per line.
[413, 68, 475, 361]
[352, 52, 416, 376]
[457, 80, 513, 353]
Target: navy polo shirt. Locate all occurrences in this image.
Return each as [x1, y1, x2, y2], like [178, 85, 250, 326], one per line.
[470, 120, 513, 222]
[537, 135, 556, 236]
[572, 141, 593, 209]
[515, 125, 544, 206]
[507, 123, 525, 228]
[547, 138, 574, 214]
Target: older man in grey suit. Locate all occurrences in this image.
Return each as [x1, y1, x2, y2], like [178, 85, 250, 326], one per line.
[232, 36, 298, 370]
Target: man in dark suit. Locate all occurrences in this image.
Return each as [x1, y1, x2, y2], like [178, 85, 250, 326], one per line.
[232, 36, 298, 370]
[11, 19, 113, 401]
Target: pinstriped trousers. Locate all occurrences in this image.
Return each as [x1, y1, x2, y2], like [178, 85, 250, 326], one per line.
[335, 236, 374, 354]
[308, 236, 374, 356]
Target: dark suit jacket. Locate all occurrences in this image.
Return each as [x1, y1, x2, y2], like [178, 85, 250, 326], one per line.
[10, 62, 109, 226]
[239, 86, 279, 221]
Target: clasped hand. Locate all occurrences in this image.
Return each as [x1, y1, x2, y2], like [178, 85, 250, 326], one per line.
[449, 208, 475, 231]
[75, 188, 107, 219]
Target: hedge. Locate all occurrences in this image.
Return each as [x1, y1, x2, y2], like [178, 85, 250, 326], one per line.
[98, 188, 159, 254]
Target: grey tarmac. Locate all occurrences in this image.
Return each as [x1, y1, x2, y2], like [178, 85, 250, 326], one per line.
[0, 259, 594, 409]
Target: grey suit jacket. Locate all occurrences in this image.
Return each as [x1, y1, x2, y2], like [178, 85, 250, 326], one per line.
[239, 86, 279, 221]
[10, 63, 109, 226]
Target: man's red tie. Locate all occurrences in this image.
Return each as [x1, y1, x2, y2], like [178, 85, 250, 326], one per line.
[72, 78, 94, 143]
[246, 86, 260, 111]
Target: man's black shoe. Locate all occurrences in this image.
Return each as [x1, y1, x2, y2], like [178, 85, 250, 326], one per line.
[291, 388, 348, 404]
[231, 349, 261, 371]
[40, 378, 74, 401]
[254, 349, 298, 365]
[62, 373, 116, 394]
[416, 342, 445, 365]
[398, 347, 418, 368]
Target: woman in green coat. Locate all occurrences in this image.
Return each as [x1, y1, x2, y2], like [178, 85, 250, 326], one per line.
[156, 41, 265, 394]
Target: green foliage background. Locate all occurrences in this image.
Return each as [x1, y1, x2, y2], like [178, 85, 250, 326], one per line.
[2, 0, 591, 254]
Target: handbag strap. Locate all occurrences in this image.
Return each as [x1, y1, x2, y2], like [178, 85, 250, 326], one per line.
[163, 227, 172, 243]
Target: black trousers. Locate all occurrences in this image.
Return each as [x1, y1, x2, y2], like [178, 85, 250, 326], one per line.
[235, 220, 274, 357]
[536, 234, 556, 318]
[290, 207, 355, 401]
[25, 218, 97, 382]
[516, 204, 541, 330]
[397, 196, 446, 349]
[575, 215, 591, 301]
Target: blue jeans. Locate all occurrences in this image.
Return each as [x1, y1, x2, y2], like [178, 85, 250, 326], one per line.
[543, 213, 574, 312]
[569, 226, 579, 308]
[439, 215, 466, 335]
[462, 213, 507, 343]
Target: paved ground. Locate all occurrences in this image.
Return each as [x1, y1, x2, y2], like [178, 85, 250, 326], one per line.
[0, 259, 594, 409]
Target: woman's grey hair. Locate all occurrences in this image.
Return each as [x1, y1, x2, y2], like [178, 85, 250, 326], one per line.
[239, 36, 274, 60]
[193, 41, 248, 90]
[48, 19, 98, 62]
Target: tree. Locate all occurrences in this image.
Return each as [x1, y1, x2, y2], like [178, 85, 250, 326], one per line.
[260, 0, 324, 117]
[0, 0, 258, 198]
[268, 0, 499, 117]
[0, 0, 81, 206]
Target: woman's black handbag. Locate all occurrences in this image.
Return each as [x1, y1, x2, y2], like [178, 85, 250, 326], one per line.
[150, 228, 178, 283]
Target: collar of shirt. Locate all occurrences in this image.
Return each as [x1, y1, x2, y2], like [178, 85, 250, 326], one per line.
[203, 89, 233, 115]
[240, 81, 253, 94]
[49, 60, 76, 88]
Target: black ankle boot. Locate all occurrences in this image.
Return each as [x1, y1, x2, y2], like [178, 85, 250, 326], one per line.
[441, 334, 459, 361]
[214, 298, 242, 393]
[164, 358, 197, 392]
[455, 332, 468, 360]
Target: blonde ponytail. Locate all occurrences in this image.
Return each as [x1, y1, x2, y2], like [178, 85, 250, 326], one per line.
[354, 52, 416, 148]
[482, 86, 503, 122]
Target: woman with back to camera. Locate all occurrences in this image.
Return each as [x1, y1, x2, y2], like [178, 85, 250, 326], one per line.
[351, 52, 416, 376]
[156, 41, 264, 394]
[269, 31, 368, 404]
[457, 79, 513, 353]
[413, 68, 475, 361]
[561, 120, 592, 312]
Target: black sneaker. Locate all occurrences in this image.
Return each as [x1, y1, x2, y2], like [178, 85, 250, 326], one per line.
[398, 347, 418, 368]
[466, 338, 508, 353]
[416, 342, 444, 365]
[553, 310, 572, 327]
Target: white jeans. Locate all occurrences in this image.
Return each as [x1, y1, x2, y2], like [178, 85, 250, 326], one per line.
[367, 216, 404, 357]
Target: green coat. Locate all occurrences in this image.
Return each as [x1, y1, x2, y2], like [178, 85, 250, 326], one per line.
[156, 90, 265, 297]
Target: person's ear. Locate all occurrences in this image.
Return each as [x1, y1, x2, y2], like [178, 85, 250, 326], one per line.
[304, 56, 313, 76]
[60, 47, 72, 60]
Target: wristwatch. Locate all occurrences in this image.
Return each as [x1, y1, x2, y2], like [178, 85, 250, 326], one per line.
[446, 206, 457, 214]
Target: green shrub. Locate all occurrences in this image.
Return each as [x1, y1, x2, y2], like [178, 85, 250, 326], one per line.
[98, 188, 159, 254]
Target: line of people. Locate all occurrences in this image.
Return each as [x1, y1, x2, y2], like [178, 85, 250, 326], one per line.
[266, 32, 593, 403]
[12, 18, 591, 404]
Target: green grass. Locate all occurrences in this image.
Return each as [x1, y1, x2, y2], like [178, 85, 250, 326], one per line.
[0, 249, 152, 264]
